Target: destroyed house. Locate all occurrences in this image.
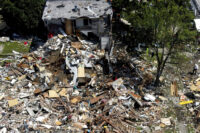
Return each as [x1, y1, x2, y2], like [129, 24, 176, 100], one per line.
[42, 0, 113, 49]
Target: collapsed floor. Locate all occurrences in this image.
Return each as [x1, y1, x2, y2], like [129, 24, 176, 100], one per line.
[0, 35, 199, 132]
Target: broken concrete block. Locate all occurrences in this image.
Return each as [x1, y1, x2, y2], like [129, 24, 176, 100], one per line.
[58, 34, 64, 39]
[0, 37, 10, 42]
[36, 115, 49, 122]
[90, 95, 104, 104]
[26, 107, 35, 116]
[71, 96, 81, 104]
[160, 123, 166, 128]
[0, 127, 7, 133]
[159, 76, 164, 82]
[171, 81, 178, 96]
[43, 92, 49, 98]
[8, 99, 19, 107]
[0, 95, 4, 101]
[83, 59, 93, 68]
[128, 91, 141, 99]
[158, 96, 168, 101]
[96, 49, 105, 57]
[73, 122, 88, 129]
[128, 91, 143, 107]
[17, 63, 30, 69]
[55, 120, 62, 126]
[18, 75, 26, 81]
[190, 81, 200, 91]
[34, 88, 42, 94]
[71, 42, 82, 49]
[59, 88, 67, 97]
[28, 82, 32, 88]
[161, 118, 171, 126]
[27, 56, 34, 61]
[78, 63, 85, 78]
[36, 64, 45, 72]
[112, 78, 123, 91]
[11, 79, 17, 85]
[41, 124, 53, 129]
[144, 94, 156, 102]
[49, 90, 59, 98]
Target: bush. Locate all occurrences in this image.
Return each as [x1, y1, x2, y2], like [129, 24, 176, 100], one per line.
[0, 0, 45, 35]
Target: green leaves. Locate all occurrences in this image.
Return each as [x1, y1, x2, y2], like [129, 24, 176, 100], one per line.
[121, 0, 196, 86]
[0, 0, 45, 34]
[126, 0, 196, 45]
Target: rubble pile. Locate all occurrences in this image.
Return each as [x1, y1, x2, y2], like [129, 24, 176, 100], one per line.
[181, 77, 200, 129]
[0, 35, 172, 132]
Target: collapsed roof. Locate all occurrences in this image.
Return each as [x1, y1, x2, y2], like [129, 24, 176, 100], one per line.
[42, 0, 113, 21]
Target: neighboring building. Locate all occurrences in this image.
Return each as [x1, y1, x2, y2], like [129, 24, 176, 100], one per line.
[191, 0, 200, 32]
[191, 0, 200, 17]
[42, 0, 113, 49]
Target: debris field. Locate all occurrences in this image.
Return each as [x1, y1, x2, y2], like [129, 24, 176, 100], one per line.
[0, 35, 199, 132]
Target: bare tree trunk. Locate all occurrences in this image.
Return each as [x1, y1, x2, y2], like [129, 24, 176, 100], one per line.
[154, 70, 161, 86]
[154, 42, 174, 86]
[153, 23, 176, 87]
[154, 62, 161, 86]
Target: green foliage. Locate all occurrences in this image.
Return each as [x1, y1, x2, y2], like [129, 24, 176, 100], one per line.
[0, 0, 45, 34]
[112, 0, 127, 11]
[112, 0, 139, 13]
[124, 0, 196, 45]
[171, 51, 191, 65]
[123, 0, 196, 86]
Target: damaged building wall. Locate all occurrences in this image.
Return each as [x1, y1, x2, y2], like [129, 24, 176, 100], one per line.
[42, 0, 113, 50]
[76, 18, 107, 36]
[45, 16, 111, 50]
[45, 17, 109, 36]
[65, 19, 73, 35]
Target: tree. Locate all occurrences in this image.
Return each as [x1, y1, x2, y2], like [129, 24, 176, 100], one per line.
[112, 0, 129, 13]
[0, 0, 45, 34]
[124, 0, 196, 86]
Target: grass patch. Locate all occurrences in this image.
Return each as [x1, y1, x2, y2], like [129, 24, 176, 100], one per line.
[0, 41, 30, 57]
[170, 52, 190, 64]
